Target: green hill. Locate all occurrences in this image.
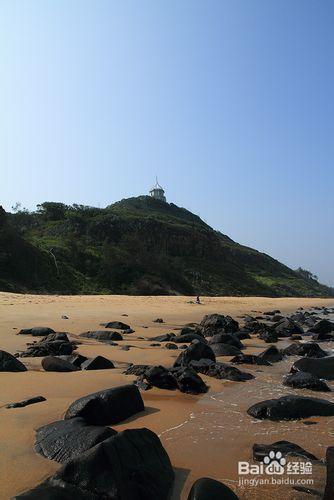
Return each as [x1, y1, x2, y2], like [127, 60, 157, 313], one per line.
[1, 197, 332, 297]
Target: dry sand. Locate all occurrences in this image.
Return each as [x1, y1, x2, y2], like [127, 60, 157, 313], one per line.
[1, 293, 334, 499]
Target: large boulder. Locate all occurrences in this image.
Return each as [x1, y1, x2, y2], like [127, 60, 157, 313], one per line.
[309, 319, 334, 335]
[187, 477, 238, 500]
[258, 346, 283, 363]
[247, 395, 334, 420]
[200, 314, 239, 336]
[273, 318, 303, 337]
[190, 359, 254, 382]
[283, 342, 327, 358]
[174, 340, 215, 367]
[18, 327, 55, 336]
[208, 334, 243, 349]
[253, 440, 318, 462]
[0, 350, 27, 372]
[13, 481, 90, 499]
[291, 356, 334, 379]
[65, 384, 145, 425]
[324, 446, 334, 500]
[103, 321, 130, 330]
[34, 417, 116, 463]
[80, 331, 123, 342]
[283, 371, 331, 392]
[42, 356, 79, 372]
[81, 356, 115, 370]
[145, 366, 178, 390]
[210, 343, 242, 357]
[16, 428, 174, 500]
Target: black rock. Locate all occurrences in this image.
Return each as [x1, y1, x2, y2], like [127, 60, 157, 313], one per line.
[258, 330, 278, 343]
[103, 321, 130, 330]
[42, 356, 79, 372]
[123, 328, 135, 334]
[253, 440, 318, 462]
[13, 481, 91, 499]
[179, 326, 203, 337]
[124, 364, 150, 376]
[17, 428, 174, 500]
[231, 354, 271, 366]
[208, 333, 243, 349]
[174, 333, 208, 344]
[324, 446, 334, 499]
[34, 417, 116, 463]
[42, 333, 70, 343]
[263, 310, 281, 316]
[172, 367, 208, 394]
[153, 318, 164, 323]
[145, 365, 178, 390]
[165, 343, 178, 350]
[210, 343, 242, 357]
[6, 396, 46, 408]
[174, 340, 215, 367]
[65, 384, 145, 425]
[18, 327, 55, 336]
[258, 346, 283, 363]
[234, 330, 251, 340]
[80, 331, 123, 341]
[283, 371, 331, 392]
[273, 318, 304, 337]
[150, 343, 161, 347]
[283, 342, 327, 358]
[309, 319, 334, 335]
[200, 314, 239, 336]
[0, 350, 27, 372]
[151, 333, 175, 342]
[190, 359, 254, 382]
[290, 334, 303, 340]
[271, 314, 284, 322]
[187, 477, 238, 500]
[291, 356, 334, 379]
[60, 354, 88, 367]
[81, 356, 115, 370]
[248, 395, 334, 420]
[20, 339, 74, 357]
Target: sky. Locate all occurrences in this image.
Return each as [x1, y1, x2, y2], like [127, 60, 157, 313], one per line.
[1, 0, 333, 285]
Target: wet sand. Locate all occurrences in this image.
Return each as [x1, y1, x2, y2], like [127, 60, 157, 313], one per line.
[1, 293, 334, 499]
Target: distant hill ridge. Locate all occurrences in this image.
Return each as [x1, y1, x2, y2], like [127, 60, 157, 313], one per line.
[0, 197, 333, 297]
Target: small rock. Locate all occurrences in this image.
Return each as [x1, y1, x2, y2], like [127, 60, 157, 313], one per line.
[6, 396, 46, 409]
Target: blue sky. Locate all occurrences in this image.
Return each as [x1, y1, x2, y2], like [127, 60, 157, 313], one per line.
[1, 1, 333, 285]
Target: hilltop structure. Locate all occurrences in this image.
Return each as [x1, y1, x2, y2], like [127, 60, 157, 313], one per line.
[149, 178, 166, 202]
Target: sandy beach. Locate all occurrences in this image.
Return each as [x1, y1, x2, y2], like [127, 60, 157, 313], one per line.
[1, 293, 334, 499]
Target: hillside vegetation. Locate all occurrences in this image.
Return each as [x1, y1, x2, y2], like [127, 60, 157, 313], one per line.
[0, 197, 332, 297]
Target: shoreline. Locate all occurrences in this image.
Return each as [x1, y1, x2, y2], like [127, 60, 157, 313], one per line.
[1, 293, 334, 499]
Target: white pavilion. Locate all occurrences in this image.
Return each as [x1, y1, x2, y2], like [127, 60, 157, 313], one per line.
[149, 178, 166, 202]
